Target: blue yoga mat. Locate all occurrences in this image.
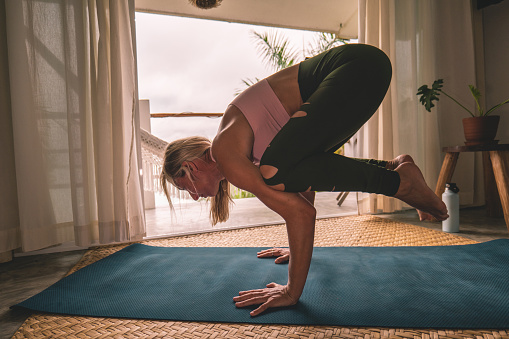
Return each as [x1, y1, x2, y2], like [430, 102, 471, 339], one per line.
[13, 240, 509, 328]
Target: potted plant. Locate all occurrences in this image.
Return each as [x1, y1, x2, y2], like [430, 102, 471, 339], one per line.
[417, 79, 509, 145]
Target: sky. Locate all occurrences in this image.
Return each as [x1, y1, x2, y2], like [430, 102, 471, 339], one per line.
[135, 12, 323, 143]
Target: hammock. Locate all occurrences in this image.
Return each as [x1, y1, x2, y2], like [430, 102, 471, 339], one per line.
[140, 128, 169, 195]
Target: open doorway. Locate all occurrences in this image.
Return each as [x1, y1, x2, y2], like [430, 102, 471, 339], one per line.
[135, 12, 358, 238]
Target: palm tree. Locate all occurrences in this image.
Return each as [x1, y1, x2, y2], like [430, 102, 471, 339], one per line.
[305, 32, 348, 57]
[251, 31, 300, 72]
[236, 30, 347, 95]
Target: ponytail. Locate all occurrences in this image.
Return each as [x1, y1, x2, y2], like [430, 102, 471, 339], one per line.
[210, 178, 232, 225]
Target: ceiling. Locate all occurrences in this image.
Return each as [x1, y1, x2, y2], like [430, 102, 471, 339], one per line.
[135, 0, 358, 39]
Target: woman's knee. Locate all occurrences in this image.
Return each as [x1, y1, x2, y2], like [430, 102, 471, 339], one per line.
[360, 45, 392, 82]
[344, 44, 392, 82]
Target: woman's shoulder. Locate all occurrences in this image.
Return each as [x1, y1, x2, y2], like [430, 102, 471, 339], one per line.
[218, 104, 245, 130]
[212, 105, 254, 161]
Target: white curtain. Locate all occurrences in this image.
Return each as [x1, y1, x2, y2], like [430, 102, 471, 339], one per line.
[3, 0, 145, 253]
[0, 0, 20, 260]
[351, 0, 481, 214]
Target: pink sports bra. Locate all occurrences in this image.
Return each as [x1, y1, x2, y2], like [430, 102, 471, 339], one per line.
[229, 79, 290, 166]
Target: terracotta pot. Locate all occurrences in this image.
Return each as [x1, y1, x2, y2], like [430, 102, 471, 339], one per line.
[462, 115, 500, 146]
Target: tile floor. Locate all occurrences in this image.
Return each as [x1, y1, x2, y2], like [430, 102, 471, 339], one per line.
[1, 193, 507, 339]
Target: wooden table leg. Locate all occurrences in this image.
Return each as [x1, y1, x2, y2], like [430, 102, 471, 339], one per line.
[490, 150, 509, 232]
[435, 152, 459, 197]
[482, 151, 503, 217]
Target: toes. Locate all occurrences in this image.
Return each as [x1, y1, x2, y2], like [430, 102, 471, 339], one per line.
[399, 154, 414, 164]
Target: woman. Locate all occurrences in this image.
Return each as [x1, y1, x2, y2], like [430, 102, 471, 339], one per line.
[160, 44, 448, 317]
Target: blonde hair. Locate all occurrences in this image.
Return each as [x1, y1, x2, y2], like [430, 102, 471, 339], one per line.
[159, 136, 232, 225]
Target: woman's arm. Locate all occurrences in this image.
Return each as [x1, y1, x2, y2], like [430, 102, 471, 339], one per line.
[216, 148, 316, 316]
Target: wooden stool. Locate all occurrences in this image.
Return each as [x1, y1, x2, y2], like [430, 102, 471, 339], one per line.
[434, 144, 509, 232]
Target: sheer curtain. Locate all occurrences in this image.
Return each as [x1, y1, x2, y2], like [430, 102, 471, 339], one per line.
[351, 0, 480, 214]
[3, 0, 145, 254]
[0, 0, 19, 262]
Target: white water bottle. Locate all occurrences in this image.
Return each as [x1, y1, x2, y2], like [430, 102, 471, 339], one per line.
[442, 183, 460, 233]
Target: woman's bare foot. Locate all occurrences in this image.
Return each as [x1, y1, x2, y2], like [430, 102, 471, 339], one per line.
[394, 162, 449, 221]
[387, 155, 437, 221]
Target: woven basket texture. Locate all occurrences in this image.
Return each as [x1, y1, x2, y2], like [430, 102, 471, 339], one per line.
[13, 215, 509, 339]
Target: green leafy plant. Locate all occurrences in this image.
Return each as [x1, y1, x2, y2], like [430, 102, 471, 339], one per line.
[236, 30, 347, 95]
[230, 185, 255, 199]
[252, 31, 299, 72]
[417, 79, 509, 117]
[306, 32, 348, 57]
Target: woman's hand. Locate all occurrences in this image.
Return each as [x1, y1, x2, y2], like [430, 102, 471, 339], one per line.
[257, 247, 290, 264]
[233, 283, 298, 316]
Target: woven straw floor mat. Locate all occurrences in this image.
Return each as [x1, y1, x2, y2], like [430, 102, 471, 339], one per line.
[12, 215, 509, 339]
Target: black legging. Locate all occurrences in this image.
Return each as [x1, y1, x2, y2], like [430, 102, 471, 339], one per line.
[260, 44, 400, 196]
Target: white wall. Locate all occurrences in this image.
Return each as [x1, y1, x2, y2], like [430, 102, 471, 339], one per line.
[483, 1, 509, 142]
